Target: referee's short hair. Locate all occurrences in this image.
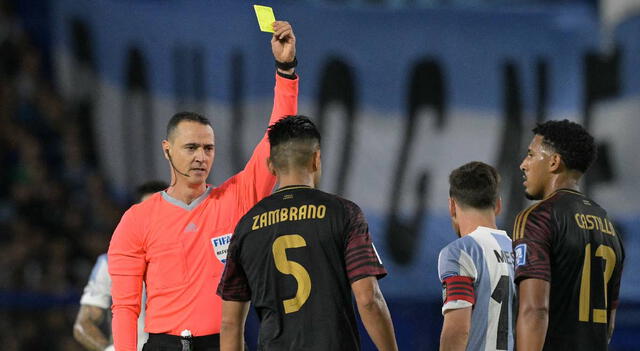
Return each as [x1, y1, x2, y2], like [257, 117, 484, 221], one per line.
[449, 161, 500, 210]
[166, 112, 212, 141]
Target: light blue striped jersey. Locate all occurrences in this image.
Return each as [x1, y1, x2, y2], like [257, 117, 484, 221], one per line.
[438, 226, 516, 351]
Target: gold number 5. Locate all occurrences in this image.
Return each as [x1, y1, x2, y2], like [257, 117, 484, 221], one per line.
[579, 243, 616, 323]
[272, 235, 312, 314]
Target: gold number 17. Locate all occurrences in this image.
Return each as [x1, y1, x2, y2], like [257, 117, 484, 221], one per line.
[579, 243, 616, 323]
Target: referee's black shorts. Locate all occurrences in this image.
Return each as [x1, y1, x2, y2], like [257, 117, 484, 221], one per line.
[143, 333, 220, 351]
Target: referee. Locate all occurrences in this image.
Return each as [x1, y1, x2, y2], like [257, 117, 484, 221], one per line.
[108, 21, 299, 351]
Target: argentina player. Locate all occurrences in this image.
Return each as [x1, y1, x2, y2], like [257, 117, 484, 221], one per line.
[438, 162, 516, 351]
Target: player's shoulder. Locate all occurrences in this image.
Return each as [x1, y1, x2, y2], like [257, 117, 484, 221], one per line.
[438, 236, 482, 279]
[439, 235, 478, 259]
[515, 191, 560, 218]
[513, 191, 564, 239]
[274, 186, 356, 213]
[469, 226, 511, 243]
[321, 191, 363, 215]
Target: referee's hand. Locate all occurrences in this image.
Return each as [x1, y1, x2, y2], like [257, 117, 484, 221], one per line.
[271, 21, 296, 65]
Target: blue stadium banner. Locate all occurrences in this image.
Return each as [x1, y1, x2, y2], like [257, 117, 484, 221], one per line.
[52, 0, 640, 306]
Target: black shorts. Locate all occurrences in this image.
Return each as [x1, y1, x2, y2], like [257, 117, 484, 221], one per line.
[142, 333, 220, 351]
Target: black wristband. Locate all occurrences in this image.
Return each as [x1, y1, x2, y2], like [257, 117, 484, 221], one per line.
[276, 71, 297, 80]
[275, 57, 297, 71]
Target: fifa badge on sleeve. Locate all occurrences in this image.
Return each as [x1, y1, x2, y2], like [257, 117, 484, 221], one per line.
[514, 244, 527, 267]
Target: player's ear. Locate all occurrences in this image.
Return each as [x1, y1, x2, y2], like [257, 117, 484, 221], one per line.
[448, 197, 456, 218]
[495, 196, 502, 216]
[549, 153, 562, 172]
[267, 157, 277, 176]
[312, 150, 321, 172]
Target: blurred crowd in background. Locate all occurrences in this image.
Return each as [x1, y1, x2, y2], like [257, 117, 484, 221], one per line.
[0, 1, 131, 348]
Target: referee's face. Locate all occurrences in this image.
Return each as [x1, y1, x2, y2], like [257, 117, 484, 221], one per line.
[168, 121, 215, 185]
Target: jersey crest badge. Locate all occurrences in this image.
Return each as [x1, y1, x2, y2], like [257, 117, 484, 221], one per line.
[211, 233, 233, 263]
[514, 243, 527, 267]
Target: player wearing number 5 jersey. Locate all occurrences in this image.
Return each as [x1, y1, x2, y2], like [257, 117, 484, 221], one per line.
[438, 162, 516, 351]
[217, 116, 398, 351]
[514, 120, 624, 351]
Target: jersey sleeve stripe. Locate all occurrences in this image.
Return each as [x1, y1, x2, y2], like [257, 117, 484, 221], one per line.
[345, 245, 374, 256]
[516, 201, 544, 240]
[514, 211, 524, 240]
[345, 252, 376, 266]
[516, 191, 564, 239]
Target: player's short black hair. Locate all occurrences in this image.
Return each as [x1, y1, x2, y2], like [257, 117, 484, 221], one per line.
[166, 112, 211, 140]
[449, 161, 500, 210]
[532, 119, 596, 174]
[136, 180, 168, 200]
[268, 115, 321, 172]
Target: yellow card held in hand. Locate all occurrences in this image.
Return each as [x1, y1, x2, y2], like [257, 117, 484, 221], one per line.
[253, 5, 276, 33]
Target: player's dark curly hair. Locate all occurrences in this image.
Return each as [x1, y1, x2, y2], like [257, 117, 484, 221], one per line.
[166, 112, 211, 140]
[268, 115, 321, 172]
[533, 119, 596, 173]
[449, 161, 500, 209]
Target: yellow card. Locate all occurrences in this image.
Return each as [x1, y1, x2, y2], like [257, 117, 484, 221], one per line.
[253, 5, 276, 33]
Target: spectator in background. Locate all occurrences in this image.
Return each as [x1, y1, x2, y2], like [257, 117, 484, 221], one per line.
[74, 181, 168, 351]
[0, 1, 135, 349]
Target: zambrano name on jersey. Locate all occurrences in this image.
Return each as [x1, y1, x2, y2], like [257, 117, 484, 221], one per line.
[252, 204, 327, 230]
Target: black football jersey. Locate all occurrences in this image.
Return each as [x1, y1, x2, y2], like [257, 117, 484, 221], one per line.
[217, 185, 386, 351]
[513, 189, 625, 350]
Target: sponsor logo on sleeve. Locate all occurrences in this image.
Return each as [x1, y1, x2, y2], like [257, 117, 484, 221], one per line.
[514, 244, 527, 267]
[211, 233, 233, 263]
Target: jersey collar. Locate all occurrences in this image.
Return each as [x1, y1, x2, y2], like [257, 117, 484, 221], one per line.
[161, 186, 212, 211]
[274, 185, 312, 193]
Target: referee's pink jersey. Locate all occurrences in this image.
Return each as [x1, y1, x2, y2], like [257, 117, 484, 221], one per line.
[108, 74, 298, 351]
